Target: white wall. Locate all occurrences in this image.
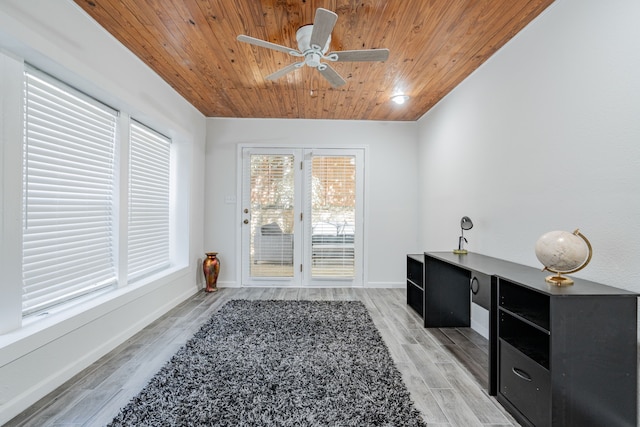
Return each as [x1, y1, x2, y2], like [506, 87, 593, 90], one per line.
[5, 0, 638, 421]
[0, 1, 206, 423]
[205, 118, 419, 287]
[417, 0, 640, 293]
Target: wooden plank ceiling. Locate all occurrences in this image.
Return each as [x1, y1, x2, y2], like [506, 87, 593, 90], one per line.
[73, 0, 554, 121]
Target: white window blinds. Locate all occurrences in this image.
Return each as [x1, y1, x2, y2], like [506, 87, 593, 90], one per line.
[249, 154, 295, 277]
[22, 67, 118, 316]
[310, 155, 356, 278]
[127, 121, 171, 282]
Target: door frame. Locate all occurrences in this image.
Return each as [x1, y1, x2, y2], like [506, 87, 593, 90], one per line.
[236, 143, 367, 287]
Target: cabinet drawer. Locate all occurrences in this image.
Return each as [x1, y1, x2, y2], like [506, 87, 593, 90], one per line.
[499, 339, 550, 427]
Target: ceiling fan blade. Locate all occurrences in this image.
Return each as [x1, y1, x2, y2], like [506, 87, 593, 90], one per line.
[310, 8, 338, 50]
[318, 64, 346, 88]
[265, 62, 304, 81]
[328, 49, 390, 62]
[237, 35, 300, 56]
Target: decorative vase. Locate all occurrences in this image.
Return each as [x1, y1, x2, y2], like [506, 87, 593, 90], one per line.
[203, 252, 220, 292]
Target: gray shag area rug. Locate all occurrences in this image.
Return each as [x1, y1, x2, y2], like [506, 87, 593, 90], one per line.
[109, 299, 427, 426]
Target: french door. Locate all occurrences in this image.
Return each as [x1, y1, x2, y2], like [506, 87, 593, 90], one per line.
[240, 147, 363, 287]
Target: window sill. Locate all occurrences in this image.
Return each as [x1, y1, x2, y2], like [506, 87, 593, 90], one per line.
[0, 263, 192, 366]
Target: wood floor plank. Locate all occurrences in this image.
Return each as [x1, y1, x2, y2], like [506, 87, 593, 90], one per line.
[402, 344, 453, 389]
[381, 293, 423, 330]
[410, 332, 456, 364]
[52, 386, 121, 425]
[437, 362, 510, 425]
[425, 327, 457, 345]
[297, 287, 311, 300]
[283, 287, 300, 300]
[364, 289, 402, 330]
[431, 388, 485, 427]
[376, 326, 410, 364]
[4, 287, 518, 427]
[395, 361, 449, 424]
[441, 328, 488, 360]
[457, 326, 490, 352]
[272, 287, 289, 299]
[409, 327, 445, 350]
[84, 389, 129, 427]
[7, 386, 87, 427]
[385, 320, 419, 345]
[442, 343, 488, 389]
[333, 287, 353, 300]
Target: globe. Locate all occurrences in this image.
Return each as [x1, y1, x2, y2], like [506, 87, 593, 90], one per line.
[534, 229, 592, 286]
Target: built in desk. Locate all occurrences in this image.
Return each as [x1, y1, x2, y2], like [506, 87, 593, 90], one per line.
[406, 251, 638, 427]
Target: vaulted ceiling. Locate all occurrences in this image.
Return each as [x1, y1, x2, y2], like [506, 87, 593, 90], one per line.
[73, 0, 554, 121]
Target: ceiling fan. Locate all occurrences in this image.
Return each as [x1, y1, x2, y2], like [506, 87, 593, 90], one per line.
[237, 8, 389, 88]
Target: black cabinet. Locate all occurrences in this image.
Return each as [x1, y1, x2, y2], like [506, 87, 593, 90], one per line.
[497, 276, 637, 427]
[417, 251, 637, 427]
[497, 279, 552, 426]
[406, 254, 424, 316]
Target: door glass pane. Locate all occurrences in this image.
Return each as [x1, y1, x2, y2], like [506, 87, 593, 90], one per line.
[311, 156, 355, 278]
[250, 154, 295, 277]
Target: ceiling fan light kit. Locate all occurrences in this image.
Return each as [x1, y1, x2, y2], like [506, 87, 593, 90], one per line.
[237, 8, 389, 88]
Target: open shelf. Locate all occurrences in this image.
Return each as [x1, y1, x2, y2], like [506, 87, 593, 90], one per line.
[406, 255, 424, 317]
[499, 310, 550, 369]
[499, 279, 549, 331]
[407, 255, 423, 289]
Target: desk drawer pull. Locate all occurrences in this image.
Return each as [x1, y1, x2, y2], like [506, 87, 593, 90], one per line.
[512, 367, 532, 382]
[470, 277, 479, 294]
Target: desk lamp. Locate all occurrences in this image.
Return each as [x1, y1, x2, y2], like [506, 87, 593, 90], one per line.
[453, 216, 473, 254]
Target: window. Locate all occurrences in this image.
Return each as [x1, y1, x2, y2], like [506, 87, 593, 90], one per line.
[22, 67, 118, 315]
[21, 67, 175, 317]
[128, 121, 171, 281]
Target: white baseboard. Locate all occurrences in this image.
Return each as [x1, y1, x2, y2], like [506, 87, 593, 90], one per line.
[216, 281, 240, 288]
[365, 282, 404, 288]
[217, 282, 405, 289]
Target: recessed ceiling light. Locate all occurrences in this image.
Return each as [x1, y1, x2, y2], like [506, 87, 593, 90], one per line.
[391, 94, 409, 105]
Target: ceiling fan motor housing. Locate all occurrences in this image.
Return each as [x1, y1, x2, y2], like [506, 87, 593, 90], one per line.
[296, 25, 330, 68]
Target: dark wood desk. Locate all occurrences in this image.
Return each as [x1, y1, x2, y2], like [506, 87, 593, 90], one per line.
[412, 251, 638, 427]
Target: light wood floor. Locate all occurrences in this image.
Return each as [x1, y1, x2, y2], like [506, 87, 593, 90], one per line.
[5, 288, 520, 427]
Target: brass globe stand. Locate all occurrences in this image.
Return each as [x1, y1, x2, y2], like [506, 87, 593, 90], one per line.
[542, 229, 593, 286]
